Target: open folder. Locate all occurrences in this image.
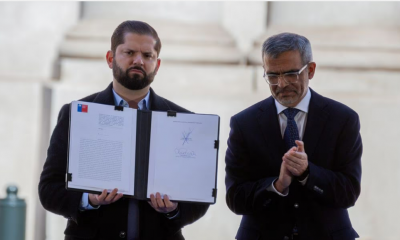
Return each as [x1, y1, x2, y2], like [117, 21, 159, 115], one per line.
[66, 101, 220, 204]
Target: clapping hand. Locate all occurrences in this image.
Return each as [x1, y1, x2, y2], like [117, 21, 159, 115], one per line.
[283, 140, 308, 177]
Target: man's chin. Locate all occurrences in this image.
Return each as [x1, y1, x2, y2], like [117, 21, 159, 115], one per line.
[129, 73, 144, 79]
[277, 97, 298, 107]
[124, 85, 147, 91]
[115, 79, 148, 91]
[127, 81, 149, 90]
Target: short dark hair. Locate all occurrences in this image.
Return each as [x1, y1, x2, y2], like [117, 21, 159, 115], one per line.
[111, 20, 161, 56]
[262, 32, 312, 65]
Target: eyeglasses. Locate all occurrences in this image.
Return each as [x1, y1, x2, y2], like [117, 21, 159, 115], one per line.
[263, 63, 309, 85]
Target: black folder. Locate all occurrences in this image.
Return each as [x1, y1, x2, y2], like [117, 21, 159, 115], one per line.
[66, 101, 220, 204]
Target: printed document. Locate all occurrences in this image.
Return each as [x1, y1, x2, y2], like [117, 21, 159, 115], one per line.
[147, 112, 219, 202]
[67, 101, 136, 195]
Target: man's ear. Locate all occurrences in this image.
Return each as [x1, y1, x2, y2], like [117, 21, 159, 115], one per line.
[154, 58, 161, 75]
[308, 62, 316, 80]
[106, 50, 114, 69]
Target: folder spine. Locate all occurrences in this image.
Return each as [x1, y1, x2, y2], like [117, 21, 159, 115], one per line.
[135, 110, 152, 199]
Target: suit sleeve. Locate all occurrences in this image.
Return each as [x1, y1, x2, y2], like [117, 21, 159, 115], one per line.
[38, 104, 84, 222]
[166, 202, 209, 229]
[225, 116, 283, 215]
[305, 111, 362, 208]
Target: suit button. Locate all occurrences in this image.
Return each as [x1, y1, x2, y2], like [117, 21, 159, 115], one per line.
[119, 231, 126, 238]
[294, 203, 299, 208]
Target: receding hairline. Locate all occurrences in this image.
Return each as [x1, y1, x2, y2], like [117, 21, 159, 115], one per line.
[261, 32, 313, 65]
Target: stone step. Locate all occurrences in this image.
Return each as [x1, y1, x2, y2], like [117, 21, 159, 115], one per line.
[253, 65, 400, 97]
[248, 27, 400, 71]
[59, 19, 244, 64]
[58, 59, 255, 97]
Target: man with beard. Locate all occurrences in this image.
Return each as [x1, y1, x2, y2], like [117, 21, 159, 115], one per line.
[225, 33, 362, 240]
[39, 20, 209, 240]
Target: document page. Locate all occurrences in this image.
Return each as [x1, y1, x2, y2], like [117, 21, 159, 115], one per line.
[67, 101, 137, 195]
[147, 112, 219, 203]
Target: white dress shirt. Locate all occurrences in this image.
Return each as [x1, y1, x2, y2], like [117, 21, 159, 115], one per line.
[267, 88, 311, 196]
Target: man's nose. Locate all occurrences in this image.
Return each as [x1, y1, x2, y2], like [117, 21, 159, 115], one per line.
[277, 75, 288, 88]
[132, 55, 144, 66]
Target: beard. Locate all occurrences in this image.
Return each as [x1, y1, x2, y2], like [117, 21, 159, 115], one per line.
[112, 60, 157, 90]
[272, 86, 301, 106]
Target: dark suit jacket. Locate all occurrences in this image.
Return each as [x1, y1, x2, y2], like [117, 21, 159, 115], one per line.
[39, 83, 209, 240]
[225, 89, 362, 240]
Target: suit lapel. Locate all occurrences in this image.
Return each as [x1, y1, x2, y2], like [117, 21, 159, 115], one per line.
[257, 97, 286, 158]
[149, 88, 170, 111]
[302, 89, 329, 162]
[92, 82, 115, 105]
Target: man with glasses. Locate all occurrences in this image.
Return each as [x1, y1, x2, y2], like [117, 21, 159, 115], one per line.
[225, 33, 362, 240]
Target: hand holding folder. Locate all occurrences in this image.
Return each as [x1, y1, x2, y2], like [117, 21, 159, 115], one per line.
[148, 192, 178, 213]
[88, 188, 123, 207]
[87, 188, 177, 214]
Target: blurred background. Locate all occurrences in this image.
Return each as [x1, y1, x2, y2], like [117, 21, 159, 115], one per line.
[0, 1, 400, 240]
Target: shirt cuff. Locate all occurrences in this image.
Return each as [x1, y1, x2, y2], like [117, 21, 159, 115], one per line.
[299, 175, 309, 186]
[266, 178, 289, 197]
[164, 207, 180, 219]
[80, 193, 100, 211]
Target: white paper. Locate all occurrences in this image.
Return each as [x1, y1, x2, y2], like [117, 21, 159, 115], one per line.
[67, 101, 136, 195]
[147, 112, 219, 203]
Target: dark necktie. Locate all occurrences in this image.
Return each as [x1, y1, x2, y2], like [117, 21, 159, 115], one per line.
[283, 108, 300, 151]
[141, 99, 148, 110]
